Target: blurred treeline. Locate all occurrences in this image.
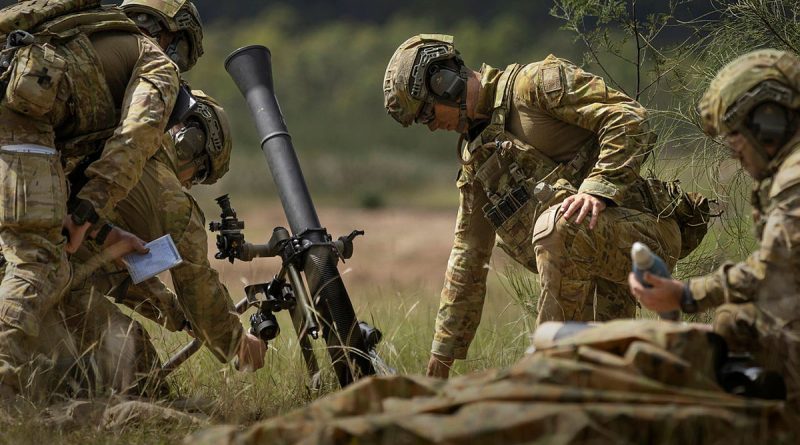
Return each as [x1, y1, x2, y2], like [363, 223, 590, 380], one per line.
[183, 1, 716, 208]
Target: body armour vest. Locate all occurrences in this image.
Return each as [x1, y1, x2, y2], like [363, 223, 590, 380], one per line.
[457, 63, 601, 272]
[1, 2, 140, 156]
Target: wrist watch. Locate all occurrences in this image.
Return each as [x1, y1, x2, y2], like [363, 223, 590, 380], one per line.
[92, 222, 114, 245]
[680, 282, 698, 314]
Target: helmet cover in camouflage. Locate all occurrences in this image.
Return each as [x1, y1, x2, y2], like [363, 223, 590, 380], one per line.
[121, 0, 204, 71]
[699, 49, 800, 137]
[383, 34, 462, 127]
[186, 90, 231, 185]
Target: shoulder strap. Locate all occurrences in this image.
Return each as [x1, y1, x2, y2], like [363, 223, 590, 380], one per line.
[485, 63, 522, 136]
[35, 7, 139, 41]
[0, 0, 102, 39]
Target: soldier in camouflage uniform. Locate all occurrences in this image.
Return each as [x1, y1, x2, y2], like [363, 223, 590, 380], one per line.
[66, 0, 265, 373]
[70, 91, 265, 368]
[383, 35, 683, 378]
[631, 49, 800, 410]
[0, 0, 179, 397]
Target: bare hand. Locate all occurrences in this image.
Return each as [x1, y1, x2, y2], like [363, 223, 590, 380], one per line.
[628, 272, 683, 313]
[237, 332, 267, 372]
[101, 227, 150, 267]
[426, 353, 454, 379]
[560, 193, 607, 230]
[63, 216, 91, 254]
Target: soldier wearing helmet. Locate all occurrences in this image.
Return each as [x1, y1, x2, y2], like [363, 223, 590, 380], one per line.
[385, 35, 689, 378]
[121, 0, 204, 72]
[631, 49, 800, 408]
[0, 0, 183, 397]
[170, 90, 232, 187]
[68, 86, 265, 373]
[66, 2, 265, 376]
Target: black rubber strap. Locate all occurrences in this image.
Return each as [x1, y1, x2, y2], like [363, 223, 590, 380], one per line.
[93, 222, 114, 246]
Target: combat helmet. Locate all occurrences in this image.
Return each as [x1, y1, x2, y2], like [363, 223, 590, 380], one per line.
[383, 34, 469, 128]
[121, 0, 204, 72]
[172, 90, 232, 185]
[699, 49, 800, 152]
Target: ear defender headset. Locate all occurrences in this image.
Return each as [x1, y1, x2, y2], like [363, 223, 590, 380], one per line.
[725, 80, 798, 154]
[747, 101, 797, 149]
[427, 63, 466, 103]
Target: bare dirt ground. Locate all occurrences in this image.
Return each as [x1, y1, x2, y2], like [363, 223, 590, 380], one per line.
[208, 204, 466, 298]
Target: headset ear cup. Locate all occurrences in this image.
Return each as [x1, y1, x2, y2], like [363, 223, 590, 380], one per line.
[428, 65, 465, 101]
[749, 102, 791, 147]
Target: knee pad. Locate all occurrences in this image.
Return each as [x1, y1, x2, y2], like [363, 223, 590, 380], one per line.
[532, 205, 563, 247]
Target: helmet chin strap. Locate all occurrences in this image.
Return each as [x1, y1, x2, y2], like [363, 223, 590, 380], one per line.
[456, 99, 471, 134]
[455, 65, 472, 134]
[739, 128, 774, 179]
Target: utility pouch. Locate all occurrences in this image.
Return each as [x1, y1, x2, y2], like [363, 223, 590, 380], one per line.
[671, 182, 712, 259]
[4, 42, 67, 118]
[645, 178, 711, 259]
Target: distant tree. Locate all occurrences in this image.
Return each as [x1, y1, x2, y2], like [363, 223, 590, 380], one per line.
[549, 0, 800, 275]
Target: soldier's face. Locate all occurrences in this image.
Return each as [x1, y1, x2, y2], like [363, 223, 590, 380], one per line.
[725, 132, 771, 179]
[426, 102, 460, 132]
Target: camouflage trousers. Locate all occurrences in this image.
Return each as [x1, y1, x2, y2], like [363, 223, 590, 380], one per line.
[532, 205, 681, 325]
[0, 148, 72, 395]
[0, 150, 161, 399]
[3, 285, 164, 401]
[714, 303, 800, 411]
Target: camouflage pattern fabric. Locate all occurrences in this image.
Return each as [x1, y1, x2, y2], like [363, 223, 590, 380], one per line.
[432, 57, 681, 359]
[36, 397, 207, 431]
[687, 139, 800, 409]
[0, 150, 71, 396]
[0, 5, 178, 395]
[0, 0, 101, 36]
[120, 0, 205, 72]
[72, 139, 243, 363]
[74, 33, 179, 219]
[0, 281, 163, 400]
[698, 49, 800, 138]
[534, 205, 680, 325]
[188, 320, 799, 445]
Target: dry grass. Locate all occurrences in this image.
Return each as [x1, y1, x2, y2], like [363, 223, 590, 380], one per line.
[0, 204, 532, 443]
[0, 183, 743, 441]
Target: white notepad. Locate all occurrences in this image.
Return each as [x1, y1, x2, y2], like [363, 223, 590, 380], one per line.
[123, 234, 183, 284]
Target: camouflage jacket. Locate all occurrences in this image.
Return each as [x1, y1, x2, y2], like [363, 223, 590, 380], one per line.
[0, 5, 179, 220]
[433, 57, 655, 359]
[689, 139, 800, 328]
[74, 32, 179, 220]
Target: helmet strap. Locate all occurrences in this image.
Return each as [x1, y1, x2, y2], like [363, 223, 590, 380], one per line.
[456, 98, 470, 134]
[455, 65, 473, 134]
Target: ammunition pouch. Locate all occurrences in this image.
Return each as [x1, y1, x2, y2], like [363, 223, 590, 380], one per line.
[4, 42, 67, 118]
[482, 183, 530, 229]
[472, 138, 582, 273]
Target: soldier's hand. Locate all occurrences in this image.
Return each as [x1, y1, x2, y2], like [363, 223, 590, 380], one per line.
[426, 353, 454, 379]
[102, 227, 150, 265]
[628, 272, 682, 313]
[237, 332, 267, 372]
[63, 216, 91, 254]
[560, 193, 607, 230]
